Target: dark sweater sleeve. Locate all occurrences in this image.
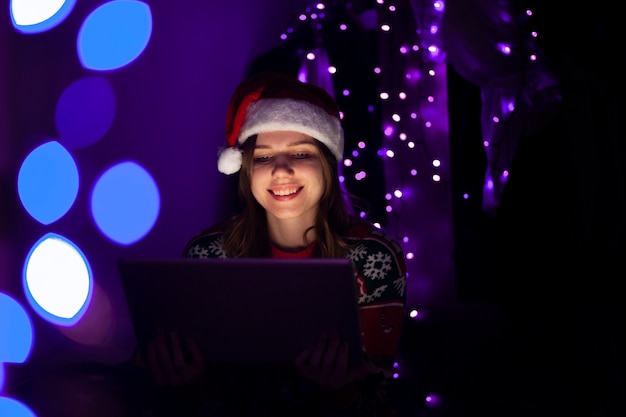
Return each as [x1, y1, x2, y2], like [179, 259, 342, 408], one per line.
[345, 222, 407, 372]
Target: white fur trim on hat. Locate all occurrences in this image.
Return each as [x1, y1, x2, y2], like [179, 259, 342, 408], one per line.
[217, 146, 243, 175]
[238, 98, 344, 161]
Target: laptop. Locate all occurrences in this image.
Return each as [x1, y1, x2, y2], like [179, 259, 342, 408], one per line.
[117, 257, 363, 367]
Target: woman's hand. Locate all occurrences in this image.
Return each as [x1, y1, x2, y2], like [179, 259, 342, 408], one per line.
[145, 328, 205, 386]
[295, 332, 378, 391]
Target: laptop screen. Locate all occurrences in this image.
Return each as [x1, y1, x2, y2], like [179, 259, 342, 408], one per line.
[118, 257, 363, 367]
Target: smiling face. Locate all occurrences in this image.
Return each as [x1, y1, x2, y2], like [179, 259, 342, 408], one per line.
[250, 131, 325, 226]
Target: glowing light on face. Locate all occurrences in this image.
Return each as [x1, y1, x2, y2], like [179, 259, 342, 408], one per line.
[251, 132, 325, 224]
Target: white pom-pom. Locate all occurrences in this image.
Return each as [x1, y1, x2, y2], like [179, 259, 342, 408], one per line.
[217, 147, 243, 175]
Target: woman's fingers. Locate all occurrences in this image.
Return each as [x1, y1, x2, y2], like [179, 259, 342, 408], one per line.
[168, 331, 186, 367]
[309, 332, 327, 367]
[322, 332, 340, 369]
[180, 338, 205, 384]
[296, 332, 357, 391]
[146, 339, 166, 385]
[185, 337, 204, 364]
[155, 329, 181, 383]
[305, 344, 378, 391]
[145, 328, 207, 386]
[295, 345, 313, 368]
[333, 341, 349, 376]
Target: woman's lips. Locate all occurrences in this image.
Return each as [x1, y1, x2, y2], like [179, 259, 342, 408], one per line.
[268, 186, 303, 198]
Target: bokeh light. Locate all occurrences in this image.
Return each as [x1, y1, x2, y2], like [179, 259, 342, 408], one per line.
[0, 292, 33, 364]
[77, 0, 152, 71]
[17, 141, 79, 226]
[10, 0, 76, 34]
[23, 233, 93, 327]
[0, 397, 36, 417]
[55, 76, 116, 149]
[90, 161, 160, 246]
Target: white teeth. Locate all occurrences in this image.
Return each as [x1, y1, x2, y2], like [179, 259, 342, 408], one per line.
[272, 188, 298, 196]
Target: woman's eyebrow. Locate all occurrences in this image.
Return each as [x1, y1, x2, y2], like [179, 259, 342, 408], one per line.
[254, 140, 316, 150]
[287, 140, 316, 147]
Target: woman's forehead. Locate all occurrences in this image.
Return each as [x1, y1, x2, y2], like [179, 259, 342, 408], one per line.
[255, 131, 317, 148]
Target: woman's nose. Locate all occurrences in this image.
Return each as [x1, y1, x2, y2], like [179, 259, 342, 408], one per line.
[271, 154, 293, 176]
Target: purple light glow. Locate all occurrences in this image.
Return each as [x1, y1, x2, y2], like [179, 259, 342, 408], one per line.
[497, 43, 512, 55]
[506, 101, 515, 112]
[425, 393, 442, 407]
[55, 76, 116, 149]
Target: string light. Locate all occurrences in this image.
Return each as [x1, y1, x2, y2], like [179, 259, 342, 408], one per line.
[277, 0, 454, 391]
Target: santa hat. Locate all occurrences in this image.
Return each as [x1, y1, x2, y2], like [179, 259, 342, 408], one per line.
[217, 71, 344, 175]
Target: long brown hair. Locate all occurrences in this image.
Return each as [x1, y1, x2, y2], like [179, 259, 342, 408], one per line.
[221, 135, 358, 258]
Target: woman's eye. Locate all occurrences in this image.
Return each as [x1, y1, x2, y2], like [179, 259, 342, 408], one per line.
[254, 155, 271, 163]
[292, 153, 310, 159]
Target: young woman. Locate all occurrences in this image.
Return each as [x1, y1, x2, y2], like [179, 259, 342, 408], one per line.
[143, 71, 407, 416]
